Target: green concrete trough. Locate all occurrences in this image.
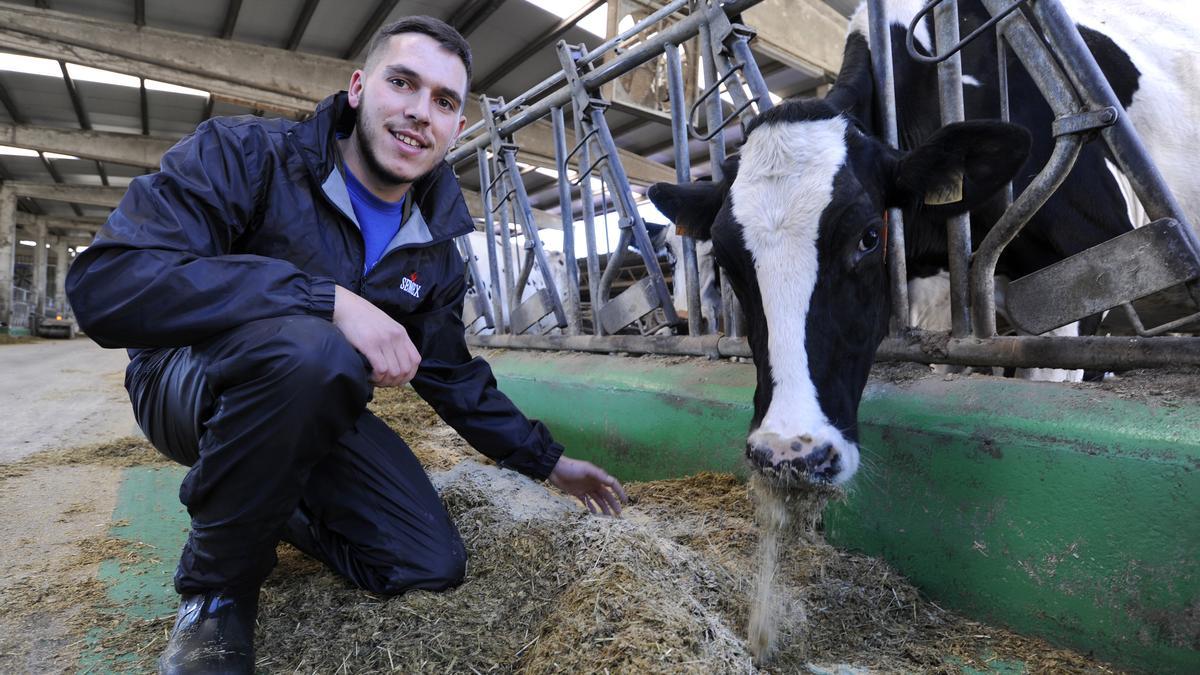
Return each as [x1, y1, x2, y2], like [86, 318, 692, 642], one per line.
[485, 350, 1200, 673]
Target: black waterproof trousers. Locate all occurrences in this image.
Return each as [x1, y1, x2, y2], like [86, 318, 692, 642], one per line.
[125, 315, 466, 596]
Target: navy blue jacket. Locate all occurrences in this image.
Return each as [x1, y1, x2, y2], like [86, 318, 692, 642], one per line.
[66, 92, 564, 480]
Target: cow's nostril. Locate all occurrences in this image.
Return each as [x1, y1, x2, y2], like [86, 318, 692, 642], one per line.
[805, 443, 832, 468]
[746, 443, 773, 467]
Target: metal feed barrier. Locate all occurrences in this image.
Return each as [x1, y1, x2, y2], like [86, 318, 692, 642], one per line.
[451, 0, 1200, 371]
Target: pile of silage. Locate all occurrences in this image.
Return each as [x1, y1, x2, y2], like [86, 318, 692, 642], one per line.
[245, 388, 1114, 673]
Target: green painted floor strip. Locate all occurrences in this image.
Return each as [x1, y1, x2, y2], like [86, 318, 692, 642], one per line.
[80, 465, 188, 672]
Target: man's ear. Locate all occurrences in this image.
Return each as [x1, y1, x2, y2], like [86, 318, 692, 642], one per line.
[347, 70, 365, 109]
[890, 121, 1031, 218]
[647, 181, 728, 241]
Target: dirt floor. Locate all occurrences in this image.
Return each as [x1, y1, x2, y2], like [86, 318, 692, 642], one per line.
[0, 336, 138, 463]
[0, 365, 1126, 673]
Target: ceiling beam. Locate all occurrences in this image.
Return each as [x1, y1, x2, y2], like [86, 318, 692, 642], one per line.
[474, 0, 605, 92]
[343, 0, 398, 61]
[0, 3, 348, 113]
[220, 0, 242, 39]
[16, 210, 103, 238]
[449, 0, 508, 39]
[743, 0, 847, 80]
[0, 7, 675, 186]
[0, 77, 26, 124]
[0, 123, 174, 168]
[286, 0, 321, 51]
[4, 181, 125, 208]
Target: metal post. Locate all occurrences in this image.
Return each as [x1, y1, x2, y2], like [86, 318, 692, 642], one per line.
[53, 237, 68, 314]
[698, 15, 742, 339]
[867, 0, 911, 333]
[665, 41, 703, 336]
[500, 147, 568, 328]
[476, 145, 508, 332]
[933, 0, 972, 338]
[33, 220, 47, 317]
[0, 187, 16, 329]
[551, 107, 581, 328]
[445, 0, 768, 168]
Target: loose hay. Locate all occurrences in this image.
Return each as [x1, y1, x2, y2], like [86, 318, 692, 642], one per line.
[3, 386, 1121, 673]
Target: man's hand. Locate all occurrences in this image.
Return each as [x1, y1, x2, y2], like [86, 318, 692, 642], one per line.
[549, 456, 628, 517]
[332, 285, 421, 387]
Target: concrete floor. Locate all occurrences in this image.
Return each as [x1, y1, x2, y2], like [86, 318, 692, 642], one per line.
[0, 337, 138, 463]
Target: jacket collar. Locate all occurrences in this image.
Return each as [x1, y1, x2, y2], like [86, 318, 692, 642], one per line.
[290, 92, 474, 245]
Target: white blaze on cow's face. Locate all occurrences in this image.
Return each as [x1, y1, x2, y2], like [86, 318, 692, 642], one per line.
[730, 117, 861, 485]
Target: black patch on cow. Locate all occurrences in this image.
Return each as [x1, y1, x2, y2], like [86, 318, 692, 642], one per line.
[1077, 25, 1141, 110]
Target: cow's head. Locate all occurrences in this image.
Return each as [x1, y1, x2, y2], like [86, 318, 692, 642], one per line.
[649, 97, 1027, 487]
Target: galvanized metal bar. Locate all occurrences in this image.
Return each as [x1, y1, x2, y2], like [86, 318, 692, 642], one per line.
[867, 0, 911, 333]
[996, 31, 1013, 207]
[665, 41, 703, 336]
[876, 333, 1200, 369]
[973, 135, 1084, 336]
[591, 107, 679, 324]
[933, 0, 973, 338]
[476, 146, 508, 332]
[728, 34, 772, 113]
[698, 15, 743, 339]
[456, 0, 692, 143]
[470, 331, 1200, 370]
[595, 227, 631, 305]
[468, 332, 747, 359]
[970, 5, 1087, 336]
[1026, 0, 1195, 239]
[446, 0, 766, 167]
[458, 231, 495, 331]
[551, 105, 582, 333]
[501, 146, 568, 328]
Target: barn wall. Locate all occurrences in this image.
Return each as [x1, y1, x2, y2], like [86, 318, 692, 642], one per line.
[484, 349, 1200, 673]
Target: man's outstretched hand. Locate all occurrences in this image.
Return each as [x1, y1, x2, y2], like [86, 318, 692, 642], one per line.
[332, 285, 421, 387]
[549, 456, 628, 517]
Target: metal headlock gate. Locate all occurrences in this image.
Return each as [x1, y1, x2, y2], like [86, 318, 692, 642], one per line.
[449, 0, 1200, 371]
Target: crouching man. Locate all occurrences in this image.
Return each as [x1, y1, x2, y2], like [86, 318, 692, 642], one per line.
[66, 16, 626, 674]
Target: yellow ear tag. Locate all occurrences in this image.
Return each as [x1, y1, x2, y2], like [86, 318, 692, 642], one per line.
[925, 170, 964, 205]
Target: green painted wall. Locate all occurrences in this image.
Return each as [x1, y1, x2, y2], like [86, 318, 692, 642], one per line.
[486, 350, 1200, 673]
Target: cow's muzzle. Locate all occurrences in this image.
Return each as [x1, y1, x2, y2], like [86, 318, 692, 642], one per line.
[746, 430, 855, 485]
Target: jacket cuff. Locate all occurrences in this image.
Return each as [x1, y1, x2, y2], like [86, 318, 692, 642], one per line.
[499, 435, 565, 482]
[307, 276, 337, 320]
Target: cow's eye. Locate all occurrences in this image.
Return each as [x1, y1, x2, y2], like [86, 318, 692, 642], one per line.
[858, 226, 880, 253]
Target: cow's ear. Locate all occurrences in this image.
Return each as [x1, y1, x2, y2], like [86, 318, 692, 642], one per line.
[647, 181, 727, 241]
[890, 121, 1030, 217]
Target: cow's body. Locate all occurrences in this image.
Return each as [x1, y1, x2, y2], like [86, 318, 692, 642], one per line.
[461, 231, 571, 335]
[648, 0, 1197, 486]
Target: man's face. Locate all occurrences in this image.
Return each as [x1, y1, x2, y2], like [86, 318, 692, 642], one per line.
[347, 33, 468, 187]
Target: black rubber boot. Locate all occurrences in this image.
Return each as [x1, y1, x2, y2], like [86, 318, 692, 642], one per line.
[158, 589, 258, 674]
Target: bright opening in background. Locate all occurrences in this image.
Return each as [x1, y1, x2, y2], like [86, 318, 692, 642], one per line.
[524, 1, 608, 38]
[0, 53, 208, 98]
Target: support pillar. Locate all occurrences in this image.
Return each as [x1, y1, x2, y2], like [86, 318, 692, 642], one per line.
[0, 187, 16, 329]
[33, 219, 48, 317]
[53, 237, 69, 315]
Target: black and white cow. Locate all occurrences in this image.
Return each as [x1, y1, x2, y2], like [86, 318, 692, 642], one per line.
[461, 230, 572, 335]
[647, 0, 1199, 485]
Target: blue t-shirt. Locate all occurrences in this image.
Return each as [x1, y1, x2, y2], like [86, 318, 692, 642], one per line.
[343, 165, 405, 274]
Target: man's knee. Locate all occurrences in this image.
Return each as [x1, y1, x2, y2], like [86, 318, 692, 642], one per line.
[367, 535, 467, 596]
[207, 316, 370, 406]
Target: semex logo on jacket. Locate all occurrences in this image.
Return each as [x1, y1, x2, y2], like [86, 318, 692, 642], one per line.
[399, 272, 422, 299]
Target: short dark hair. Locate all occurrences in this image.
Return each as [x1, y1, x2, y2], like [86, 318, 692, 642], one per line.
[362, 16, 473, 88]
